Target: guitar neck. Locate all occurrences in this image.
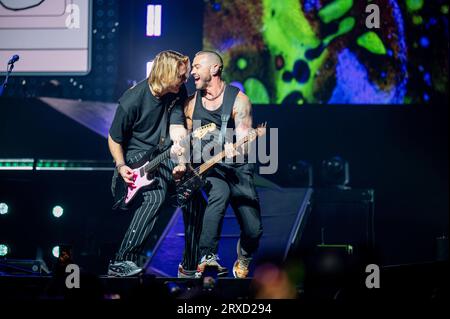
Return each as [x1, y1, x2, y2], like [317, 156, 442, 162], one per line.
[146, 127, 258, 176]
[143, 134, 192, 173]
[197, 136, 249, 175]
[143, 149, 170, 173]
[198, 150, 227, 174]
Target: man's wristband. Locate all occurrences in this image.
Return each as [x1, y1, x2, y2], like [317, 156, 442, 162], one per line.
[115, 163, 126, 171]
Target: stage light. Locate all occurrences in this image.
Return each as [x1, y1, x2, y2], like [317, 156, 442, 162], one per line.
[146, 5, 162, 37]
[166, 281, 181, 296]
[35, 159, 114, 171]
[52, 246, 60, 258]
[0, 202, 9, 215]
[320, 156, 350, 188]
[0, 244, 9, 257]
[287, 160, 313, 187]
[209, 1, 221, 12]
[0, 158, 34, 170]
[237, 58, 248, 70]
[52, 205, 64, 218]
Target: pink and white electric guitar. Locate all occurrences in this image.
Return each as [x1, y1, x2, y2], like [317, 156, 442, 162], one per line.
[112, 123, 216, 210]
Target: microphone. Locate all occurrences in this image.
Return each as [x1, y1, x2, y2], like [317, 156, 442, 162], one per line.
[8, 54, 19, 65]
[1, 54, 19, 96]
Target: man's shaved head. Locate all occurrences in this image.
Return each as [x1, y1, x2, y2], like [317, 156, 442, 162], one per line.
[191, 50, 225, 88]
[195, 50, 223, 73]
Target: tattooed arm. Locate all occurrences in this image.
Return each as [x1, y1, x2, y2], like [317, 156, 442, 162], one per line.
[231, 91, 253, 154]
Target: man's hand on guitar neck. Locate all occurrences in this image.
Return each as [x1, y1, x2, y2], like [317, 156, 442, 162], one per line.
[224, 142, 240, 159]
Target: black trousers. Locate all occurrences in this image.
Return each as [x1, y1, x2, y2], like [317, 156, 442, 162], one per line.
[198, 164, 263, 259]
[114, 152, 174, 265]
[180, 192, 207, 270]
[114, 152, 203, 271]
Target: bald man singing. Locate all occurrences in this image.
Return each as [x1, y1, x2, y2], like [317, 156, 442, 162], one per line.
[181, 51, 263, 279]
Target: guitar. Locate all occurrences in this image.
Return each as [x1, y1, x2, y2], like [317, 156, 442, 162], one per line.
[175, 123, 267, 207]
[112, 123, 216, 210]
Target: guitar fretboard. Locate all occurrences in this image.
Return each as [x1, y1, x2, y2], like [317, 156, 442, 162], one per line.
[196, 131, 255, 175]
[143, 150, 171, 173]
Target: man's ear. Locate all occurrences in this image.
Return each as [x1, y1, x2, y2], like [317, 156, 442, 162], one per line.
[211, 64, 219, 75]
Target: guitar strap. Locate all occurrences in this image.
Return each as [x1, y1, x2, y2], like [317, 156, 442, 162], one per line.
[219, 85, 239, 144]
[185, 95, 195, 131]
[189, 85, 239, 144]
[158, 96, 179, 151]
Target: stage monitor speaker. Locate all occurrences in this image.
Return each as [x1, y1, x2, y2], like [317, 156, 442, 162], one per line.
[0, 259, 50, 275]
[145, 187, 313, 277]
[298, 188, 375, 257]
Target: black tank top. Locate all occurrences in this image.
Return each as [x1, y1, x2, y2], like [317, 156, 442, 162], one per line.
[192, 85, 236, 131]
[192, 85, 245, 166]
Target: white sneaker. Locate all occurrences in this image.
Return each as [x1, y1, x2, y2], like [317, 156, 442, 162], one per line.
[107, 261, 142, 277]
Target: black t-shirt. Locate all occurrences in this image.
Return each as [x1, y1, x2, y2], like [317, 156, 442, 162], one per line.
[109, 79, 186, 159]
